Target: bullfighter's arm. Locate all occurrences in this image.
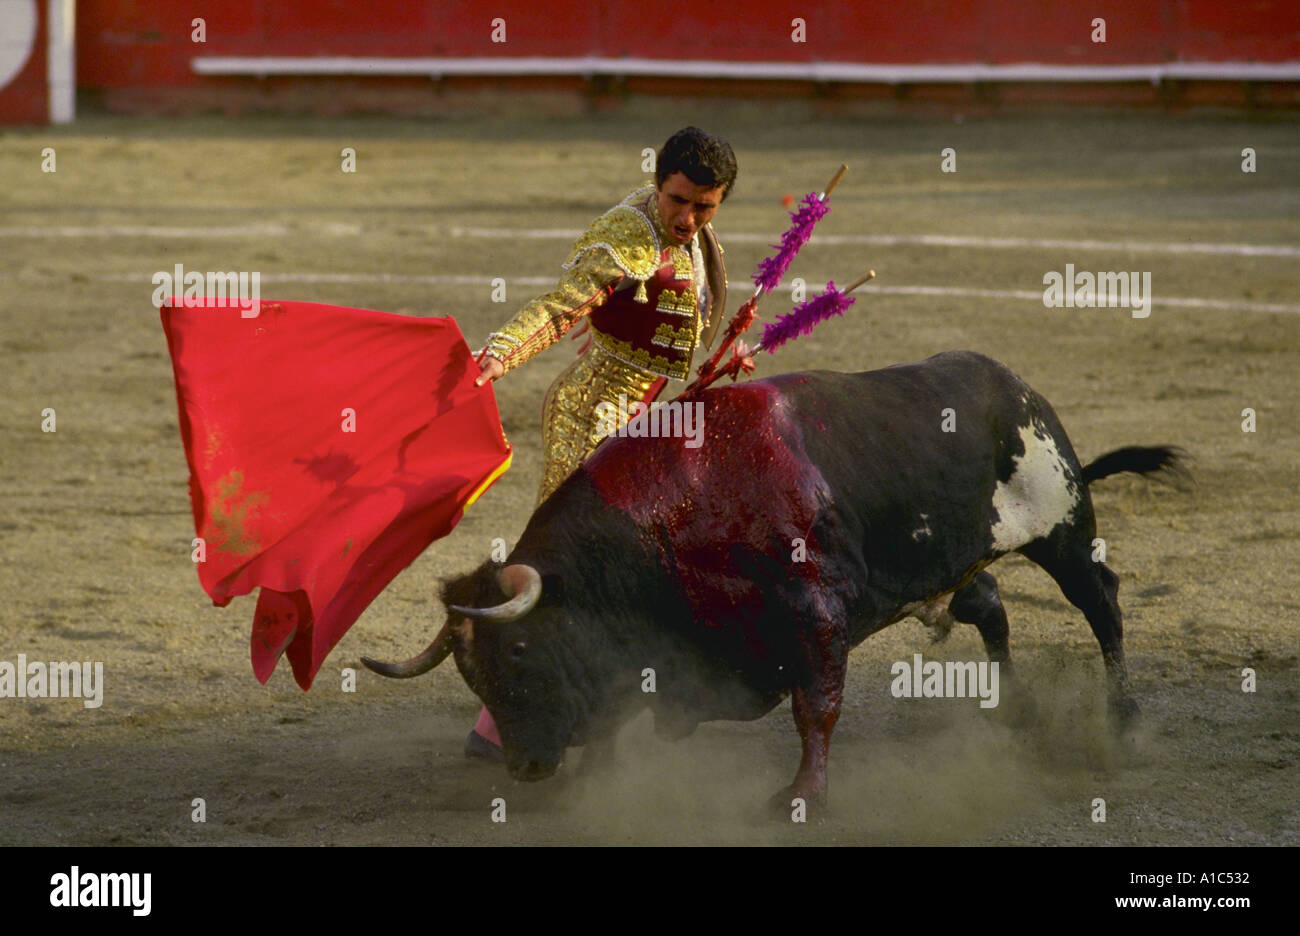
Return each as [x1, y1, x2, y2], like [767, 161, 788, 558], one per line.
[481, 251, 625, 375]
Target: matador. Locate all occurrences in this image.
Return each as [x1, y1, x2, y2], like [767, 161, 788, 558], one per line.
[465, 126, 737, 758]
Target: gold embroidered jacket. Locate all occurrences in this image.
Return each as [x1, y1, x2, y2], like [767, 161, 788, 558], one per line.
[482, 183, 727, 379]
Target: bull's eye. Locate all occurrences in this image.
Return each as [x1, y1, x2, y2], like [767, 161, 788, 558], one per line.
[510, 641, 527, 661]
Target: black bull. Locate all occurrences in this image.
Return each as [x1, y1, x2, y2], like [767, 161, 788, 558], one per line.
[364, 351, 1184, 804]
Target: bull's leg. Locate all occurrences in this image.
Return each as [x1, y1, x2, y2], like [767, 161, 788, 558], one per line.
[773, 623, 848, 811]
[1020, 538, 1138, 731]
[949, 571, 1011, 669]
[950, 571, 1037, 723]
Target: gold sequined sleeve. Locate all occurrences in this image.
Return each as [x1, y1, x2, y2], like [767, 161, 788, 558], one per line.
[482, 251, 626, 375]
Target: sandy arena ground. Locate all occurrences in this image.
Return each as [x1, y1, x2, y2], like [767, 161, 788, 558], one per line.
[0, 106, 1297, 844]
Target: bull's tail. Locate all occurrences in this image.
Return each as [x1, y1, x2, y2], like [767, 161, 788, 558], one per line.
[1082, 445, 1191, 486]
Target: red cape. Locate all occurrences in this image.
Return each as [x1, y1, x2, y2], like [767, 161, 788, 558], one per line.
[161, 299, 511, 689]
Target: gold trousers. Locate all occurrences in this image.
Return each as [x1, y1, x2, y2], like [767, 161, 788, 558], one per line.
[537, 342, 662, 505]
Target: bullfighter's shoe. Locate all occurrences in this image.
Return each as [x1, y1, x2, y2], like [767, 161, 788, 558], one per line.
[464, 729, 505, 763]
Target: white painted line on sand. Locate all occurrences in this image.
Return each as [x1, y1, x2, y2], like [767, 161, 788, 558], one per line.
[0, 224, 290, 238]
[446, 226, 1300, 259]
[35, 272, 1292, 315]
[4, 223, 1296, 259]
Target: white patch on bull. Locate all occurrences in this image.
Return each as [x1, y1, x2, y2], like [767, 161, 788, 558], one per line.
[901, 594, 955, 643]
[911, 513, 932, 542]
[989, 423, 1080, 552]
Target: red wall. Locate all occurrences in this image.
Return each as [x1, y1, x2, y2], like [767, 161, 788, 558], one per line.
[0, 0, 49, 122]
[76, 0, 1300, 91]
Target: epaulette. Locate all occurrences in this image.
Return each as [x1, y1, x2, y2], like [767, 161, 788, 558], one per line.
[562, 184, 662, 301]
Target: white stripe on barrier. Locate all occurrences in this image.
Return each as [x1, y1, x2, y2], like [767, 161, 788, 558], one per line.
[190, 56, 1300, 84]
[46, 0, 75, 124]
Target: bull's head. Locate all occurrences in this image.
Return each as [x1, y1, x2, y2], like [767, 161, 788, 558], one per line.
[361, 561, 598, 782]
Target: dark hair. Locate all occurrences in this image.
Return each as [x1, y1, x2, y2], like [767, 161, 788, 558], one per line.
[655, 127, 737, 201]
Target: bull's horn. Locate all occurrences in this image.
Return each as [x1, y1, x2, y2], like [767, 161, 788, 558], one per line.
[360, 619, 454, 679]
[449, 563, 542, 623]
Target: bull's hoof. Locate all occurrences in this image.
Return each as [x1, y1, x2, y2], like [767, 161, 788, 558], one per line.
[1110, 696, 1141, 750]
[1109, 695, 1141, 730]
[1001, 686, 1040, 727]
[768, 785, 826, 820]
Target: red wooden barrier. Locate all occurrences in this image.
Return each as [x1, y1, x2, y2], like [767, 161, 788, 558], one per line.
[0, 0, 50, 123]
[4, 0, 1297, 122]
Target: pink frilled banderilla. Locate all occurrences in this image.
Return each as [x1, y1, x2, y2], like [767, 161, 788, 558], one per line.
[683, 165, 868, 397]
[759, 281, 858, 354]
[750, 193, 831, 295]
[748, 165, 846, 298]
[684, 273, 875, 395]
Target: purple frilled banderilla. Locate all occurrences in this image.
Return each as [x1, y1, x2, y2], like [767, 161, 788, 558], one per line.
[750, 193, 832, 295]
[748, 164, 846, 297]
[758, 271, 876, 354]
[684, 270, 876, 394]
[684, 165, 856, 395]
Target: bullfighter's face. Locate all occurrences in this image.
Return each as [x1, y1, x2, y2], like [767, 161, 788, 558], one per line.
[656, 171, 725, 246]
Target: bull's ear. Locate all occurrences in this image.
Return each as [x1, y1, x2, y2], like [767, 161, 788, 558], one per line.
[441, 559, 504, 609]
[541, 573, 564, 604]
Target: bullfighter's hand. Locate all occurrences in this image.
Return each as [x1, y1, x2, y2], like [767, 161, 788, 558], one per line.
[475, 356, 505, 386]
